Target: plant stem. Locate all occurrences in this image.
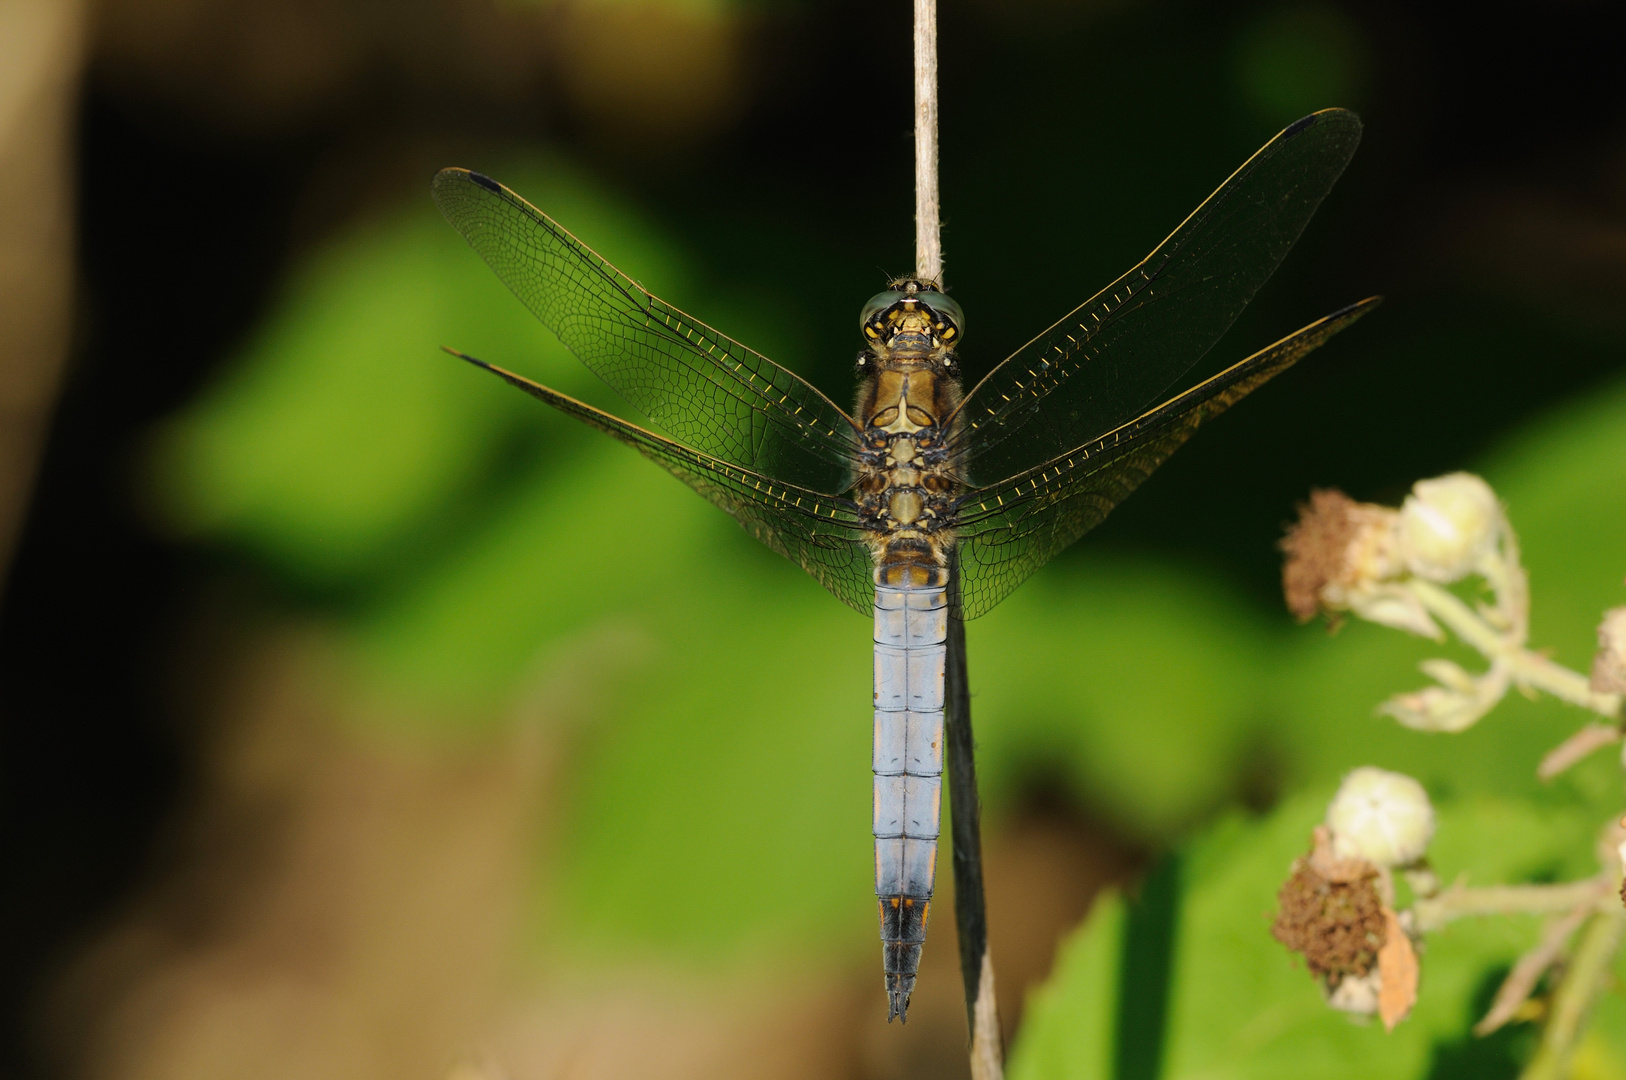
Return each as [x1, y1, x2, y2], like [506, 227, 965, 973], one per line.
[1519, 911, 1625, 1080]
[1475, 903, 1593, 1035]
[919, 1, 999, 1073]
[914, 0, 942, 283]
[946, 581, 1004, 1078]
[1538, 723, 1622, 780]
[1413, 878, 1613, 932]
[1407, 580, 1623, 718]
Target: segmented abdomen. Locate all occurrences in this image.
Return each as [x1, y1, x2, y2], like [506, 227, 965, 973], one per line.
[872, 560, 946, 1023]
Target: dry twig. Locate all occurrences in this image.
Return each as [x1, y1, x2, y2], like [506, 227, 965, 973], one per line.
[1537, 722, 1622, 780]
[918, 3, 1001, 1076]
[1475, 903, 1592, 1035]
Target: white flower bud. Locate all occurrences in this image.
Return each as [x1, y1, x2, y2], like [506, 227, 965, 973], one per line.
[1397, 473, 1502, 583]
[1326, 767, 1435, 868]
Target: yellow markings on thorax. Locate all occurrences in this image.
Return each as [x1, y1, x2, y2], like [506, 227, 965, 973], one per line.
[868, 371, 938, 435]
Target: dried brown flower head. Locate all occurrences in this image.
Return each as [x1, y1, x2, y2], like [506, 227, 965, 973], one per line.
[1282, 489, 1364, 622]
[1280, 489, 1442, 638]
[1272, 827, 1387, 988]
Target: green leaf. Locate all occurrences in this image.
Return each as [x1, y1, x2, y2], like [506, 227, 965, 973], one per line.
[1009, 789, 1620, 1079]
[1009, 890, 1124, 1080]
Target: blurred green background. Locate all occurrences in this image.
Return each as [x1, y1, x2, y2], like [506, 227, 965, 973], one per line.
[2, 1, 1625, 1078]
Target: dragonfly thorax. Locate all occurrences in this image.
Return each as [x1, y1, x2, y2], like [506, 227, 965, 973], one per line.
[854, 361, 962, 541]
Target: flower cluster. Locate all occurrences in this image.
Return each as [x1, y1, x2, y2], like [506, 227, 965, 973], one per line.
[1282, 474, 1507, 639]
[1273, 768, 1429, 1030]
[1281, 472, 1621, 734]
[1273, 472, 1626, 1051]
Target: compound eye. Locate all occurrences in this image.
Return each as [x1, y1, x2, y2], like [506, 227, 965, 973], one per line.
[916, 292, 965, 342]
[859, 290, 908, 331]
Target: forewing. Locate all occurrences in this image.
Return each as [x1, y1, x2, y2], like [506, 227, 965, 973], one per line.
[956, 109, 1363, 484]
[953, 298, 1378, 619]
[448, 350, 876, 614]
[433, 169, 861, 494]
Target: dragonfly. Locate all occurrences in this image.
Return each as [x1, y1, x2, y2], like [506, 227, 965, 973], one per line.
[432, 107, 1376, 1022]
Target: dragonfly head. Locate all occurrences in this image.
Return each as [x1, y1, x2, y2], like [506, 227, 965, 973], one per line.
[860, 279, 964, 363]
